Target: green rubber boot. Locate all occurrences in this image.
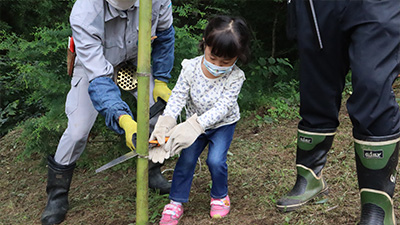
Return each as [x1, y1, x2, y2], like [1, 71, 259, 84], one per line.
[277, 128, 335, 212]
[359, 189, 395, 225]
[355, 135, 399, 225]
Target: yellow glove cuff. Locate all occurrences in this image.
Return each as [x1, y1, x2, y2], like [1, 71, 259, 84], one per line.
[153, 79, 172, 102]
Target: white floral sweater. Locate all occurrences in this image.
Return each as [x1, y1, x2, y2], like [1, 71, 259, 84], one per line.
[163, 55, 246, 130]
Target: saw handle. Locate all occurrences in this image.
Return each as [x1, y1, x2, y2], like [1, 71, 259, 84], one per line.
[149, 137, 169, 147]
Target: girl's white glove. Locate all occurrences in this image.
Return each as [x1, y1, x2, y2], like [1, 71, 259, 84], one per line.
[165, 114, 205, 157]
[148, 115, 176, 163]
[149, 115, 176, 145]
[148, 146, 170, 163]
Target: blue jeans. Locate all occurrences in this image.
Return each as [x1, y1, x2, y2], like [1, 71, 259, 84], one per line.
[169, 123, 236, 203]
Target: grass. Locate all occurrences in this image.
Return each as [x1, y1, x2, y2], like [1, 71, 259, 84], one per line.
[1, 90, 400, 224]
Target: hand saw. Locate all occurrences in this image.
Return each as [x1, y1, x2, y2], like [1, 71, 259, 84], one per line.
[95, 150, 139, 173]
[95, 137, 169, 173]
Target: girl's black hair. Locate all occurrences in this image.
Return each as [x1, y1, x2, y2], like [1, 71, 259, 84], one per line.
[199, 15, 251, 64]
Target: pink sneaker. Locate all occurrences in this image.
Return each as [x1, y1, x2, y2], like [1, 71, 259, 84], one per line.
[210, 195, 230, 218]
[159, 202, 183, 225]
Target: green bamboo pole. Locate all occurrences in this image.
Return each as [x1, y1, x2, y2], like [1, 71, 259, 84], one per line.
[136, 0, 152, 224]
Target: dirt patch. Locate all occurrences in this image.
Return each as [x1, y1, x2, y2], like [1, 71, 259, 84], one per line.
[1, 89, 400, 224]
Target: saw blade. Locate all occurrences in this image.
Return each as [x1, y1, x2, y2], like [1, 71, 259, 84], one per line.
[95, 151, 139, 173]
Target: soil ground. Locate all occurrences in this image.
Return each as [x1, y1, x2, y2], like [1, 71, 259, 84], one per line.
[2, 81, 400, 225]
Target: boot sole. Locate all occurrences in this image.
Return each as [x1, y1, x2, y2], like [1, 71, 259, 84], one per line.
[276, 187, 329, 212]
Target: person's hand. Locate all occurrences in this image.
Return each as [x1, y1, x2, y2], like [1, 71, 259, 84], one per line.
[148, 115, 176, 163]
[118, 115, 137, 151]
[164, 114, 204, 157]
[153, 79, 171, 102]
[149, 115, 176, 145]
[148, 146, 170, 163]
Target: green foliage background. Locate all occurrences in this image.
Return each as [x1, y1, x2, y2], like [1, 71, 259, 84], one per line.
[0, 0, 299, 158]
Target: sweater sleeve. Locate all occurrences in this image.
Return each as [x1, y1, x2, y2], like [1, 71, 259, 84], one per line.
[197, 71, 245, 129]
[162, 60, 191, 118]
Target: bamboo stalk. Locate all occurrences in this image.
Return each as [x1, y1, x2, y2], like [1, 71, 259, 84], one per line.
[136, 0, 152, 224]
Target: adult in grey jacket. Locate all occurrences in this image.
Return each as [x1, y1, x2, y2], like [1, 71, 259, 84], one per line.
[41, 0, 175, 224]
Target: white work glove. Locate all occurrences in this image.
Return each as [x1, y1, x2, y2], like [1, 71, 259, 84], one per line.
[148, 115, 177, 163]
[164, 114, 205, 157]
[149, 115, 176, 145]
[148, 146, 170, 164]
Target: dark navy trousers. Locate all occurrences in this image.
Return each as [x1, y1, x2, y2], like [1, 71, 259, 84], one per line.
[291, 0, 400, 137]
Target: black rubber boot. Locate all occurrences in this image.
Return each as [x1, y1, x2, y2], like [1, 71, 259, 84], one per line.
[132, 132, 171, 194]
[148, 161, 171, 195]
[354, 134, 399, 225]
[41, 156, 75, 225]
[276, 127, 335, 212]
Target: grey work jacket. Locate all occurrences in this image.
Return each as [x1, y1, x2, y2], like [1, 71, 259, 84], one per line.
[70, 0, 173, 82]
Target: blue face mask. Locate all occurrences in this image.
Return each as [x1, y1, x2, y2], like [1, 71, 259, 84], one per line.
[203, 56, 236, 77]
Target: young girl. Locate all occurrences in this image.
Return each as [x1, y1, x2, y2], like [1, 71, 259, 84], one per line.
[149, 15, 251, 224]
